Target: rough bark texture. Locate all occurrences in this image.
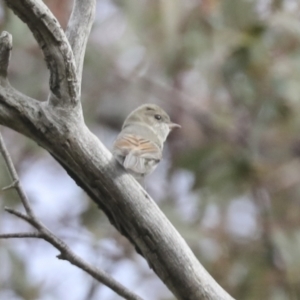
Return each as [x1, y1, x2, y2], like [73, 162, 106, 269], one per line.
[0, 1, 234, 299]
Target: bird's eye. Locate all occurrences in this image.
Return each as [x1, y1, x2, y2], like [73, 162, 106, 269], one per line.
[154, 114, 162, 120]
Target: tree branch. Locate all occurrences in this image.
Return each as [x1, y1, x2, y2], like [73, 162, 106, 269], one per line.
[4, 207, 37, 227]
[5, 0, 78, 107]
[66, 0, 96, 95]
[0, 130, 144, 300]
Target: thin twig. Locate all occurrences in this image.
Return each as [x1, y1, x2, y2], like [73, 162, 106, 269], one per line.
[2, 179, 18, 191]
[4, 207, 36, 227]
[0, 132, 38, 221]
[0, 232, 42, 239]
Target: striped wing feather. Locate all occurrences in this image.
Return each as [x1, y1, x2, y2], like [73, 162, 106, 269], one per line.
[113, 134, 161, 175]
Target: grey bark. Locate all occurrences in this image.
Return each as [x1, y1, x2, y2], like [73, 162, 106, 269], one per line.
[0, 1, 234, 300]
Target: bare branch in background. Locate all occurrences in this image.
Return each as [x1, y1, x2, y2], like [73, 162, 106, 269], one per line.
[0, 131, 144, 300]
[0, 131, 38, 220]
[0, 232, 43, 239]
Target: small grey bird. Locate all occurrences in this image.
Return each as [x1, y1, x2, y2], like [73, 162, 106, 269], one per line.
[113, 104, 180, 180]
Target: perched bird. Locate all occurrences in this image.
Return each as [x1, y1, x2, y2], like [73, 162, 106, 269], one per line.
[113, 104, 180, 181]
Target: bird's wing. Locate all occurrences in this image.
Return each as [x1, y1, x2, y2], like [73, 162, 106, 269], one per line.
[113, 134, 162, 174]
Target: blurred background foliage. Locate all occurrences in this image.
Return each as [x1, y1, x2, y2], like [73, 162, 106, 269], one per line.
[1, 0, 300, 299]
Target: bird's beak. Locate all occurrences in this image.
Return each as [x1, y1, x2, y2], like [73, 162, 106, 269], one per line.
[168, 122, 181, 130]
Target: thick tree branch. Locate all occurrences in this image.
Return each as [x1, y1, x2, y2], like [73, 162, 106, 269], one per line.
[0, 131, 144, 300]
[66, 0, 96, 94]
[5, 0, 78, 107]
